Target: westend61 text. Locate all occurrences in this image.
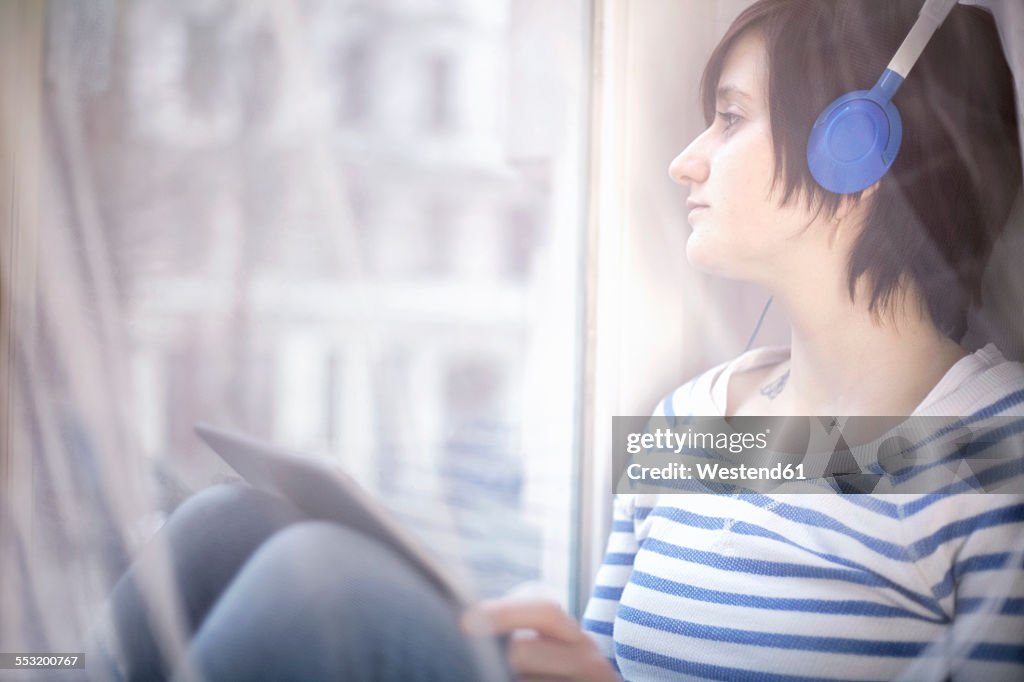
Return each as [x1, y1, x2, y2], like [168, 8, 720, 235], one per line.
[627, 461, 807, 482]
[625, 427, 770, 455]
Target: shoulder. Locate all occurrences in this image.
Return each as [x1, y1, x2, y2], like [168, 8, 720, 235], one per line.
[654, 359, 729, 419]
[654, 346, 790, 418]
[727, 357, 791, 417]
[920, 343, 1024, 416]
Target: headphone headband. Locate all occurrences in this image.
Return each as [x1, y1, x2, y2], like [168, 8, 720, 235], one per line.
[807, 0, 958, 194]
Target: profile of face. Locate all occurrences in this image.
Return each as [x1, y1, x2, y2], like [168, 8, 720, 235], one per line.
[669, 30, 842, 283]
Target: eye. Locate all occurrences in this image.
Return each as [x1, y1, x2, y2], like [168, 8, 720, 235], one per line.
[716, 111, 741, 132]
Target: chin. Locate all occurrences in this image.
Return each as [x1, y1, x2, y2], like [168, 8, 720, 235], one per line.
[685, 232, 732, 276]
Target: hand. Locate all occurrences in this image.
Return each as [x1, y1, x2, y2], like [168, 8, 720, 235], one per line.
[461, 598, 620, 682]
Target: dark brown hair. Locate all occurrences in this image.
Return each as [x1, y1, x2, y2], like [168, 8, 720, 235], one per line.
[700, 0, 1021, 340]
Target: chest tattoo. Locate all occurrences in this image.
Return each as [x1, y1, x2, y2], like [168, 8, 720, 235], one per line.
[759, 369, 790, 400]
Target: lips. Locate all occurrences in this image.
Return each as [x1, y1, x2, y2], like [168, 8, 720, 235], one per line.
[686, 198, 709, 220]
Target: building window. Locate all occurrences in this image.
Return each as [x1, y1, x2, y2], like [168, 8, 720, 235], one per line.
[425, 54, 455, 132]
[338, 41, 371, 125]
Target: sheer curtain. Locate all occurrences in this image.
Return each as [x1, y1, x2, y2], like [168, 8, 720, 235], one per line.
[2, 0, 591, 659]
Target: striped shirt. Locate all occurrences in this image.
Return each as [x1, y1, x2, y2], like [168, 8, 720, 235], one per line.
[583, 344, 1024, 681]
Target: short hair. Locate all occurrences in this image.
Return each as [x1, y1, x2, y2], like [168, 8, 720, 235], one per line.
[700, 0, 1021, 340]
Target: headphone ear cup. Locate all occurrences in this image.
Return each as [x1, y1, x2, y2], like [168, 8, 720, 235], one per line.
[807, 91, 902, 194]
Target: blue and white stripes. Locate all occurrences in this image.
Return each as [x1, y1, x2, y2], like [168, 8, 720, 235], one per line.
[583, 345, 1024, 681]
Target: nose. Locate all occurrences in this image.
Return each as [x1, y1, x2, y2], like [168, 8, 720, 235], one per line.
[668, 130, 711, 187]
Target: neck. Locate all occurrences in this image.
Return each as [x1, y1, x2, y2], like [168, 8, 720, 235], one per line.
[770, 274, 965, 416]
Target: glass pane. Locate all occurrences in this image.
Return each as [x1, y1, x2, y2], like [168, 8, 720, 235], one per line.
[60, 0, 588, 602]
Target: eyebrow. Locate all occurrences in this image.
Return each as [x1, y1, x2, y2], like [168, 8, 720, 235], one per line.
[716, 84, 753, 104]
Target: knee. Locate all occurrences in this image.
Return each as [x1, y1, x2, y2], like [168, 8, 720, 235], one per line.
[167, 484, 283, 533]
[253, 522, 379, 580]
[247, 522, 416, 604]
[171, 483, 268, 523]
[182, 522, 487, 682]
[161, 484, 304, 562]
[236, 522, 453, 637]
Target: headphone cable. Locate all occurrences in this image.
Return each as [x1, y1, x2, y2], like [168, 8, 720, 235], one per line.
[743, 295, 774, 353]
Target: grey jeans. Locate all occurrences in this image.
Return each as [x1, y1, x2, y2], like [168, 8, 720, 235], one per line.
[86, 484, 510, 681]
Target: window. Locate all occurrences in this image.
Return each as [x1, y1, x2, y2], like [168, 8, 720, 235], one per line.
[425, 54, 455, 132]
[337, 41, 371, 125]
[55, 0, 590, 605]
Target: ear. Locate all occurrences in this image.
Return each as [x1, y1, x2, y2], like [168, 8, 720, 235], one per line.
[834, 180, 881, 222]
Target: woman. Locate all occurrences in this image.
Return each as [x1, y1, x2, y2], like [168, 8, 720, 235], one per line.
[485, 0, 1023, 680]
[570, 1, 1024, 681]
[88, 1, 1022, 680]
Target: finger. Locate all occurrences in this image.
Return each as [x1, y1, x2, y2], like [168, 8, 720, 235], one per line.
[469, 599, 581, 642]
[509, 637, 620, 681]
[506, 636, 579, 677]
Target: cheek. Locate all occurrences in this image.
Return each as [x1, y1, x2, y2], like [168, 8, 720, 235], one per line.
[720, 136, 775, 220]
[684, 131, 791, 273]
[705, 154, 775, 241]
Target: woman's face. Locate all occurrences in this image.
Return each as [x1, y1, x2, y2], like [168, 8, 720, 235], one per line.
[669, 30, 825, 280]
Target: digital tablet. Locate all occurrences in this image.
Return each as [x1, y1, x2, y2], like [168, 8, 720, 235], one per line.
[194, 422, 473, 609]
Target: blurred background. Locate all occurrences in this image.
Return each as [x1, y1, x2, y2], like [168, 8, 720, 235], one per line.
[79, 0, 584, 595]
[3, 0, 596, 657]
[46, 0, 589, 603]
[2, 0, 1022, 663]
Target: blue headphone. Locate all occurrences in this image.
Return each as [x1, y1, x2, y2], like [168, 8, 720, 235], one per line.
[806, 0, 958, 194]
